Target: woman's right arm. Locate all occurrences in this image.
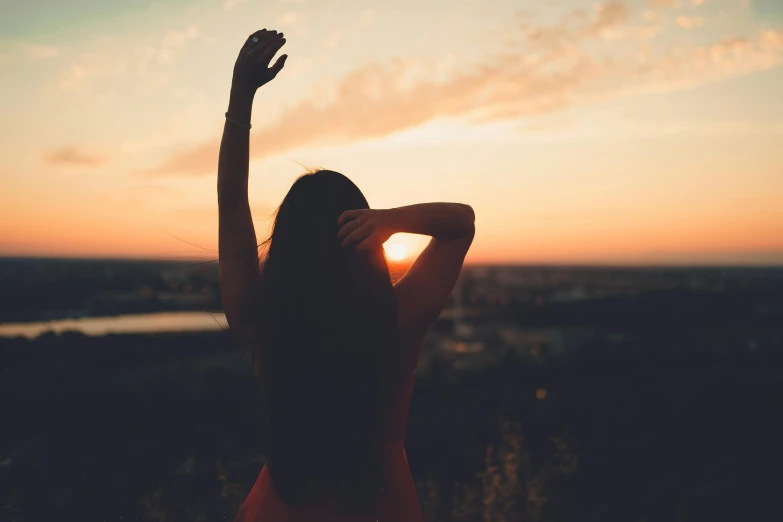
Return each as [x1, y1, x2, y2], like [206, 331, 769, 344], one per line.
[337, 202, 475, 249]
[386, 203, 475, 240]
[338, 203, 475, 369]
[388, 204, 475, 352]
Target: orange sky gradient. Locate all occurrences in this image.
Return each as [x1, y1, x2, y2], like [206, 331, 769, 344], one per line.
[1, 0, 782, 265]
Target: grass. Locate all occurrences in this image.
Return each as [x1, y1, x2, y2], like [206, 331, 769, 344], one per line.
[126, 417, 579, 522]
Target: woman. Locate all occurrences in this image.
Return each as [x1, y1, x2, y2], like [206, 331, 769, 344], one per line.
[221, 29, 475, 522]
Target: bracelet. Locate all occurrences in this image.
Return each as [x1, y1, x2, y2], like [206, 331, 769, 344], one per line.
[225, 112, 252, 130]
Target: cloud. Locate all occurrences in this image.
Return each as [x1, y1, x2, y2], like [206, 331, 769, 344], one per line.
[60, 65, 88, 91]
[59, 59, 129, 91]
[43, 146, 107, 167]
[157, 25, 199, 63]
[58, 25, 199, 91]
[517, 1, 630, 50]
[141, 4, 783, 178]
[651, 0, 682, 7]
[589, 1, 631, 36]
[133, 26, 199, 77]
[676, 15, 706, 28]
[520, 119, 783, 138]
[223, 0, 248, 11]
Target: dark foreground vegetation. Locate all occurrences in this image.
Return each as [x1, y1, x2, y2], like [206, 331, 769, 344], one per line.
[2, 314, 781, 521]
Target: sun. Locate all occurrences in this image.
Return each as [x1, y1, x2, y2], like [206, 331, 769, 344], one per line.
[384, 243, 408, 262]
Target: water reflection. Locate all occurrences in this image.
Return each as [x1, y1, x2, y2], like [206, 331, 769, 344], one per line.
[0, 308, 482, 340]
[0, 311, 228, 339]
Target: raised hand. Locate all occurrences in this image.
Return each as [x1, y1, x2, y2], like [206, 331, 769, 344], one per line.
[337, 209, 398, 254]
[232, 29, 288, 95]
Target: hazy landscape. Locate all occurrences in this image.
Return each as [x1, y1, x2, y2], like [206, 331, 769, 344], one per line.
[4, 0, 783, 519]
[2, 257, 782, 521]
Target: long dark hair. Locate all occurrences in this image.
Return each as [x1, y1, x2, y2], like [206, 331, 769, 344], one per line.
[247, 169, 399, 514]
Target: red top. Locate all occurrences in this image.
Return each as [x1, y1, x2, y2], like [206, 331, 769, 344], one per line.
[233, 355, 424, 522]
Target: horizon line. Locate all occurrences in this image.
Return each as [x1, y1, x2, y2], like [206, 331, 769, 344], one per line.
[1, 254, 782, 270]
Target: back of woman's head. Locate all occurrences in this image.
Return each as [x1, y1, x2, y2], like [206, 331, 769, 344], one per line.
[250, 169, 399, 514]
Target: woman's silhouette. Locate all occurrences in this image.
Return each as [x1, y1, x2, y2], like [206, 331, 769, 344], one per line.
[221, 30, 475, 522]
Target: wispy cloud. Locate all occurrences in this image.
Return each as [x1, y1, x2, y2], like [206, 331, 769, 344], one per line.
[520, 119, 783, 138]
[59, 25, 199, 91]
[223, 0, 248, 11]
[651, 0, 683, 7]
[676, 15, 705, 28]
[141, 2, 783, 178]
[43, 145, 107, 167]
[146, 25, 199, 65]
[588, 1, 631, 37]
[59, 59, 128, 91]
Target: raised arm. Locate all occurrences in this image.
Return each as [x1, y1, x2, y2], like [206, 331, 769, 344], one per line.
[218, 29, 287, 344]
[337, 203, 475, 369]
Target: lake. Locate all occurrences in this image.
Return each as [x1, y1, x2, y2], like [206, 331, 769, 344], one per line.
[0, 311, 230, 339]
[0, 308, 479, 339]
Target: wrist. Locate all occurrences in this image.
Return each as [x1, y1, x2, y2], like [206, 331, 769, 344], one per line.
[230, 80, 256, 99]
[383, 207, 407, 235]
[228, 86, 255, 115]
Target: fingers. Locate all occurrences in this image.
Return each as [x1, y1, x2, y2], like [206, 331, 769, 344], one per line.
[270, 53, 287, 76]
[336, 220, 357, 243]
[352, 235, 378, 254]
[246, 29, 283, 56]
[257, 36, 286, 64]
[340, 223, 372, 249]
[244, 29, 267, 52]
[247, 29, 267, 42]
[338, 209, 361, 228]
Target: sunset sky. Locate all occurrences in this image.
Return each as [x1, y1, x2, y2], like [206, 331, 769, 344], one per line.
[1, 0, 782, 265]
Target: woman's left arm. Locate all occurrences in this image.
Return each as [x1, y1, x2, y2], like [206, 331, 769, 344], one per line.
[218, 29, 287, 342]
